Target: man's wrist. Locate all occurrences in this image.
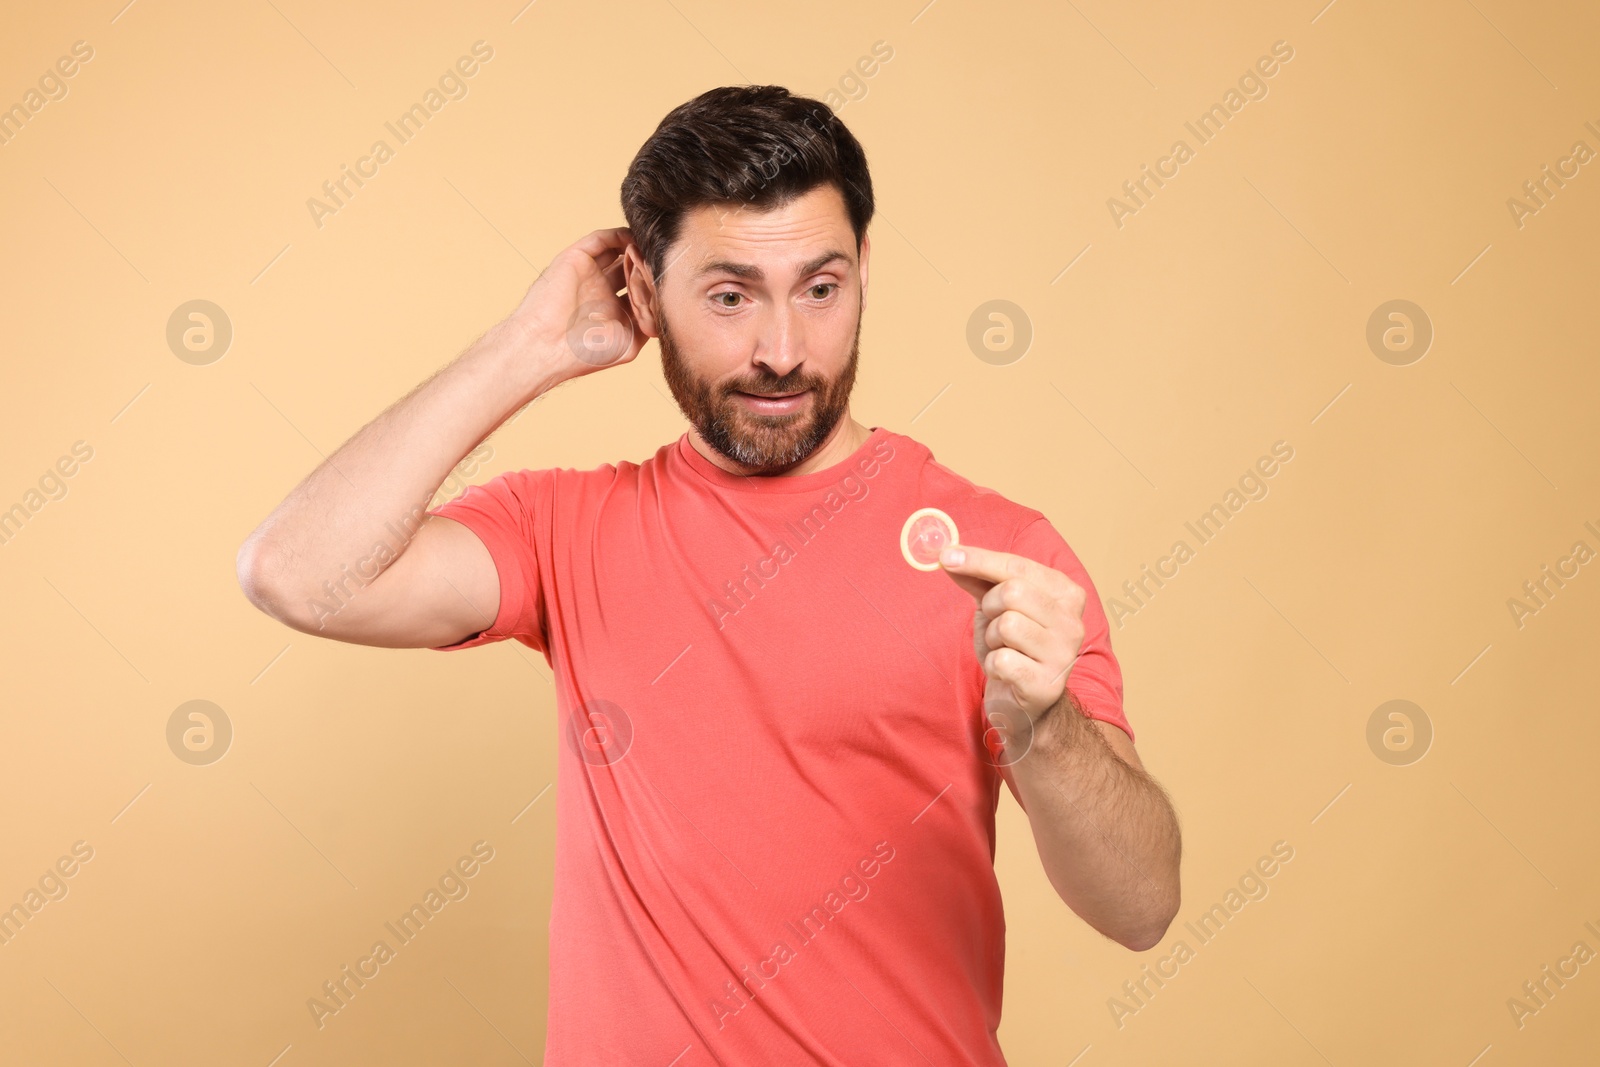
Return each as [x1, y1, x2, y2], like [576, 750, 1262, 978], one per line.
[1032, 689, 1090, 754]
[476, 318, 572, 405]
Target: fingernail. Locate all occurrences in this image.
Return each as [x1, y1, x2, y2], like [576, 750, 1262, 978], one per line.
[941, 547, 964, 566]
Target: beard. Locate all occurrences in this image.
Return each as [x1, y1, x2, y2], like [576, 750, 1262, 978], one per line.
[658, 308, 861, 473]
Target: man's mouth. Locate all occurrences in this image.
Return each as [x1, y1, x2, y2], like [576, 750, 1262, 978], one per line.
[733, 388, 811, 414]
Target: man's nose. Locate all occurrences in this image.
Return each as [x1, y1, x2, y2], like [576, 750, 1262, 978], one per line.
[752, 303, 803, 379]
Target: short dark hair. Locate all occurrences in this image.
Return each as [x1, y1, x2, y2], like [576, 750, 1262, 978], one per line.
[620, 85, 875, 285]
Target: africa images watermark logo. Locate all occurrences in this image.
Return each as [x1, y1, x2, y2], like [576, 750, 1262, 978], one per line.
[0, 841, 95, 948]
[705, 436, 897, 630]
[0, 440, 94, 548]
[301, 445, 495, 630]
[1106, 40, 1296, 229]
[1505, 918, 1600, 1031]
[0, 40, 95, 149]
[1106, 441, 1295, 627]
[565, 697, 634, 767]
[1107, 839, 1294, 1028]
[707, 840, 896, 1032]
[305, 41, 494, 230]
[305, 841, 496, 1030]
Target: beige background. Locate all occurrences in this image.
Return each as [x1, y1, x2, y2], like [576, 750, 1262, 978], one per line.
[2, 0, 1597, 1063]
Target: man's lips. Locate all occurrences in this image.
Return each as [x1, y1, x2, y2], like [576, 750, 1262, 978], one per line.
[733, 388, 811, 414]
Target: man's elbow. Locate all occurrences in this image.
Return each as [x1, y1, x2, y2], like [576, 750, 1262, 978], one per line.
[1117, 889, 1181, 952]
[235, 534, 304, 625]
[1119, 914, 1175, 953]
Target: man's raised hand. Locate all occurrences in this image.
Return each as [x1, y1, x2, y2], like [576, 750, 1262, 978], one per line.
[939, 543, 1088, 753]
[505, 227, 647, 381]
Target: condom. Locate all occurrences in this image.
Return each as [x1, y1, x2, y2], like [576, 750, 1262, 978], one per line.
[900, 507, 959, 571]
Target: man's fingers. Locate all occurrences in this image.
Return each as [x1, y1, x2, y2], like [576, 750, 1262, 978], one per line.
[940, 543, 1041, 587]
[596, 249, 628, 278]
[572, 226, 635, 259]
[979, 578, 1061, 630]
[943, 566, 993, 604]
[941, 544, 1080, 634]
[983, 609, 1054, 661]
[983, 646, 1055, 707]
[947, 543, 1084, 720]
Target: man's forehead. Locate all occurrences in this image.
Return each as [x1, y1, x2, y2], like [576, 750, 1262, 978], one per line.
[665, 188, 857, 284]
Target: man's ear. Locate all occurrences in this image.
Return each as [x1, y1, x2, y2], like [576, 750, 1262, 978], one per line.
[859, 231, 871, 314]
[622, 243, 661, 339]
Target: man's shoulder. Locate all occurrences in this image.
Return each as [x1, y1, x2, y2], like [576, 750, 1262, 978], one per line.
[882, 429, 1047, 544]
[506, 439, 672, 488]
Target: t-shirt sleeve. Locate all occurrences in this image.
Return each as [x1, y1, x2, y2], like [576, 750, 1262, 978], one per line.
[1007, 514, 1133, 743]
[424, 467, 552, 654]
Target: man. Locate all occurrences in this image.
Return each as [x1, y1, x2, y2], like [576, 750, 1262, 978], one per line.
[238, 85, 1180, 1065]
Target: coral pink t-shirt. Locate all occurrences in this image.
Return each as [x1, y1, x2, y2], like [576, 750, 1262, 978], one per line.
[427, 425, 1130, 1065]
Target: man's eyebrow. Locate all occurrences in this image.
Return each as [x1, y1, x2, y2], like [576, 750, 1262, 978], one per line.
[692, 250, 854, 283]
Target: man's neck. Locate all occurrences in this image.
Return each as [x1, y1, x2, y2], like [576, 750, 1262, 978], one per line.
[689, 414, 872, 479]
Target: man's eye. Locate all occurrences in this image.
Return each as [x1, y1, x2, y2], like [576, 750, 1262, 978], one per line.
[715, 292, 743, 308]
[809, 284, 837, 299]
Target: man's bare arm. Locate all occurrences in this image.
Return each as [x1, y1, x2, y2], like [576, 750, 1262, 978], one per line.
[235, 227, 645, 648]
[1005, 695, 1182, 951]
[938, 542, 1181, 950]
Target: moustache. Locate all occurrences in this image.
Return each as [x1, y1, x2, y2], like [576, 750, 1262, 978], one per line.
[725, 374, 821, 397]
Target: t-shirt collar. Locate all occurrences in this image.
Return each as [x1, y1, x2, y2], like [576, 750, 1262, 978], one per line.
[675, 425, 889, 495]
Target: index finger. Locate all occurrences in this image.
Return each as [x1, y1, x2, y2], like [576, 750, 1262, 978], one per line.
[939, 543, 1047, 588]
[572, 227, 636, 259]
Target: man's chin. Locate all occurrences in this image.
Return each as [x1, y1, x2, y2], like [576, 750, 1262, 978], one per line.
[705, 407, 826, 471]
